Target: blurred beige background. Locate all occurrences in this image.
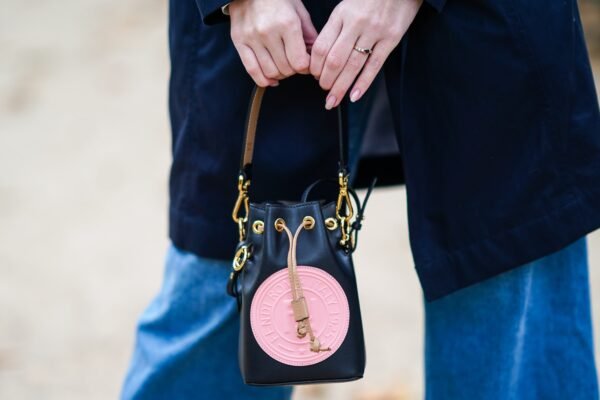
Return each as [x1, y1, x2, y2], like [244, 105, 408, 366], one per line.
[0, 1, 599, 399]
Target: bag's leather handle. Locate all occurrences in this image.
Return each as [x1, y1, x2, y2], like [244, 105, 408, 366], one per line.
[232, 84, 352, 245]
[238, 84, 347, 180]
[240, 85, 266, 172]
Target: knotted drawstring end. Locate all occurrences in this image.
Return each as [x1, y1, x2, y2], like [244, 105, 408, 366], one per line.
[310, 337, 331, 353]
[297, 321, 308, 338]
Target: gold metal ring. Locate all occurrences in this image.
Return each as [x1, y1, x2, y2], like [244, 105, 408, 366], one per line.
[274, 217, 286, 232]
[232, 245, 250, 271]
[324, 217, 338, 230]
[353, 46, 373, 55]
[303, 216, 315, 230]
[252, 220, 264, 234]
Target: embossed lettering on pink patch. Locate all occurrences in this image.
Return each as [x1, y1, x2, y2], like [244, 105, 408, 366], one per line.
[250, 265, 350, 366]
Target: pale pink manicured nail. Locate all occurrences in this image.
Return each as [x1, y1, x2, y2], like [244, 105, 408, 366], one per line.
[350, 88, 361, 102]
[325, 95, 336, 110]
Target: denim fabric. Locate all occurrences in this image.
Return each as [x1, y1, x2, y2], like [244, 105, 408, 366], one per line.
[121, 236, 597, 399]
[120, 247, 292, 400]
[425, 236, 599, 399]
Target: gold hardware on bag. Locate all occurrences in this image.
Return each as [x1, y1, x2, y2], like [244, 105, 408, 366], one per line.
[274, 217, 286, 232]
[252, 220, 264, 234]
[325, 217, 338, 230]
[232, 174, 251, 241]
[233, 244, 251, 271]
[302, 216, 315, 230]
[336, 171, 354, 248]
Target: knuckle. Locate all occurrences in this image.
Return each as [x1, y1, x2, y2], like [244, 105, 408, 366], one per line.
[279, 17, 297, 30]
[370, 17, 384, 31]
[386, 27, 403, 40]
[255, 28, 269, 38]
[325, 54, 343, 70]
[277, 65, 293, 77]
[346, 10, 369, 28]
[292, 57, 309, 71]
[311, 44, 327, 58]
[282, 68, 295, 77]
[269, 21, 284, 32]
[291, 22, 302, 35]
[347, 56, 364, 70]
[254, 22, 272, 37]
[252, 74, 267, 86]
[319, 79, 332, 91]
[353, 13, 369, 26]
[264, 69, 279, 79]
[246, 65, 260, 76]
[310, 68, 320, 80]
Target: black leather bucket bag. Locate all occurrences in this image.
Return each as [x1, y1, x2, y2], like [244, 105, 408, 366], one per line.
[228, 85, 375, 386]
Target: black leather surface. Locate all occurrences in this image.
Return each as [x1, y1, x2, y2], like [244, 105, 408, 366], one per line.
[237, 200, 366, 385]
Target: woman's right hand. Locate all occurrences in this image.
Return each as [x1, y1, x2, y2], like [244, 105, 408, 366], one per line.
[228, 0, 318, 87]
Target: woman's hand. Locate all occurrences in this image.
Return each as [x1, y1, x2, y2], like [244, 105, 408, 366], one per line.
[310, 0, 423, 109]
[229, 0, 318, 87]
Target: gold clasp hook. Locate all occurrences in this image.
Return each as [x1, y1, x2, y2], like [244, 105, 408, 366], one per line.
[232, 174, 251, 241]
[335, 171, 354, 248]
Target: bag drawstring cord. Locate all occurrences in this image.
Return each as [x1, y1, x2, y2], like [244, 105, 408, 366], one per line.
[276, 217, 331, 353]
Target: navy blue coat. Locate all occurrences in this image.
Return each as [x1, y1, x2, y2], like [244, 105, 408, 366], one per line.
[168, 0, 600, 300]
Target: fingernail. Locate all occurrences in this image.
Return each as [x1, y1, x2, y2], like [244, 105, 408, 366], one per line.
[350, 89, 361, 102]
[325, 95, 336, 110]
[270, 81, 279, 87]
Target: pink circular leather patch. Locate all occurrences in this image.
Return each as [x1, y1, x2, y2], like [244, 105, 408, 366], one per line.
[250, 265, 350, 366]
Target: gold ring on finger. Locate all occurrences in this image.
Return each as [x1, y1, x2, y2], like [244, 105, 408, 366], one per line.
[353, 46, 373, 55]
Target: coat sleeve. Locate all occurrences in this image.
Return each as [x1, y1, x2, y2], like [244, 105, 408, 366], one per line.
[195, 0, 447, 26]
[195, 0, 231, 25]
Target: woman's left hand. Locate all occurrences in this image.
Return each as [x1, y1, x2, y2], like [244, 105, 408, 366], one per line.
[310, 0, 423, 109]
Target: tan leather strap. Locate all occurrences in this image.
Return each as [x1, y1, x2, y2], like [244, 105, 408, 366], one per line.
[241, 85, 266, 169]
[238, 84, 347, 180]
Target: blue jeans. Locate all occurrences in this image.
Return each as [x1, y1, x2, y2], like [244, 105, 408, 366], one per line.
[120, 247, 292, 400]
[121, 237, 597, 399]
[425, 236, 598, 399]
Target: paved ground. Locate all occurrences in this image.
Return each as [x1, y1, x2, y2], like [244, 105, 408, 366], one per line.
[0, 1, 599, 399]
